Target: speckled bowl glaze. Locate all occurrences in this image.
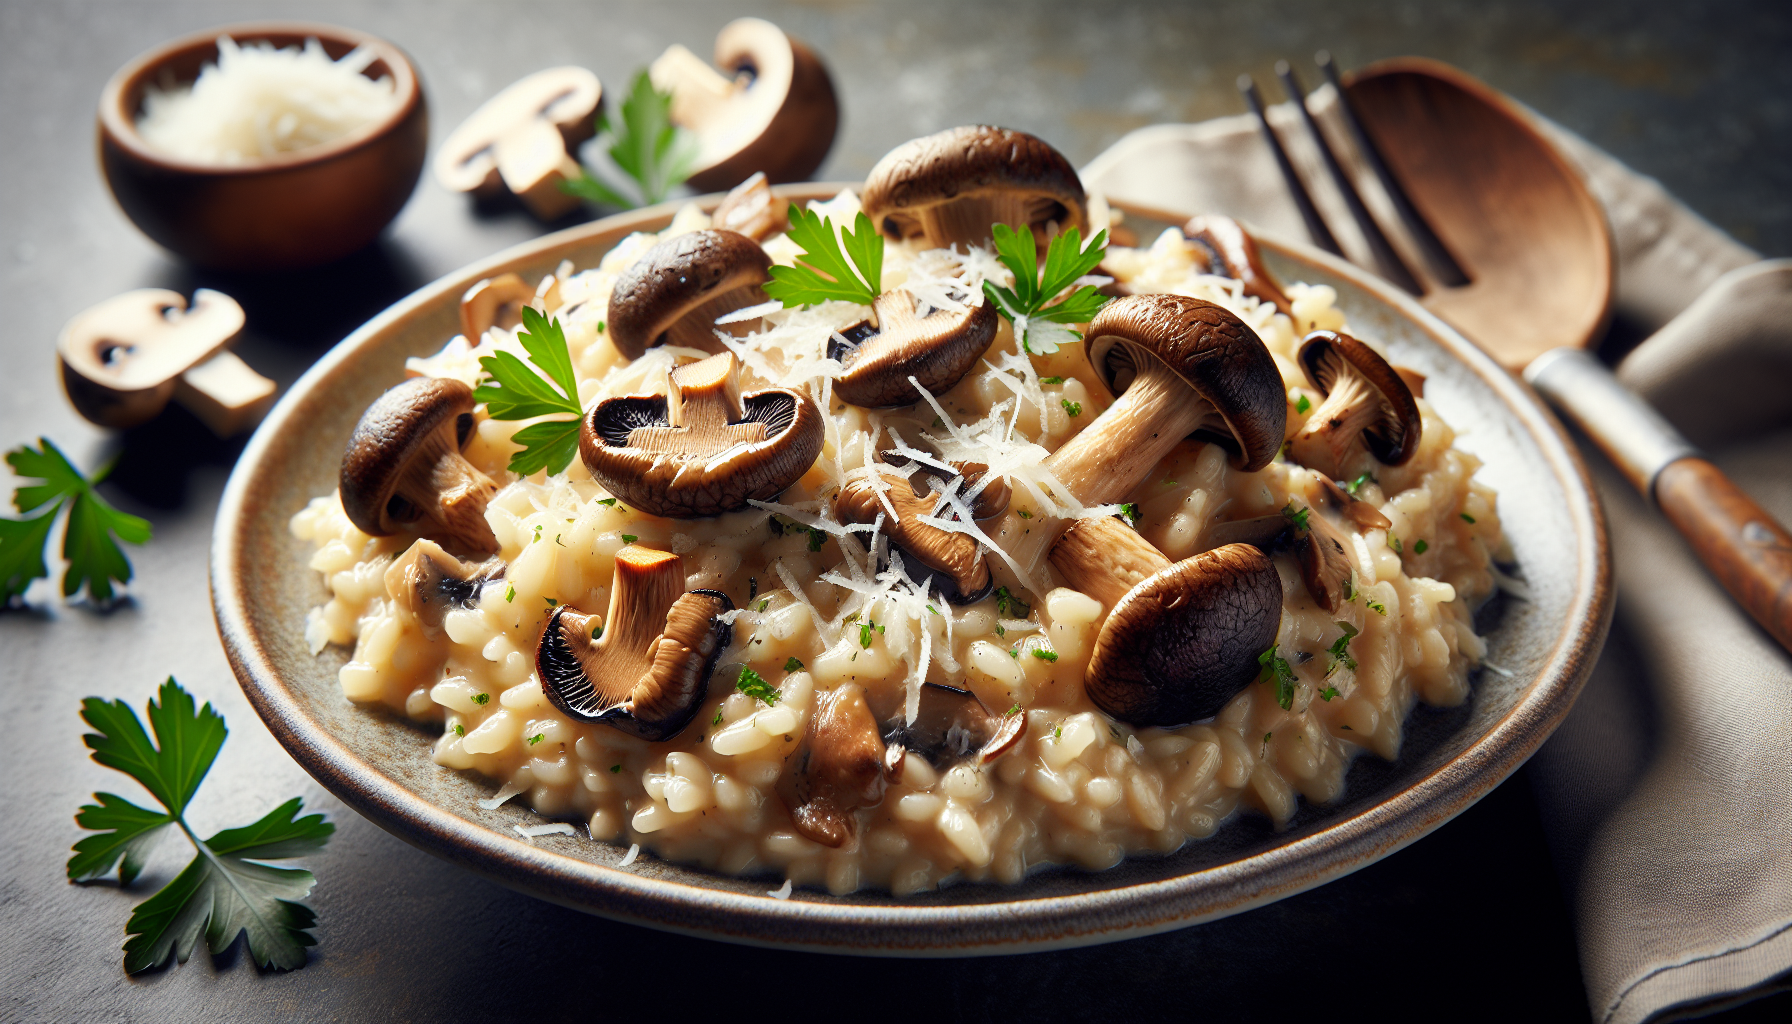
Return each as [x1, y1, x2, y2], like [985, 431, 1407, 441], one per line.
[211, 185, 1611, 954]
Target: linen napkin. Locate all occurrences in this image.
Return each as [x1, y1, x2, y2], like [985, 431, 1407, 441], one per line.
[1082, 90, 1792, 1024]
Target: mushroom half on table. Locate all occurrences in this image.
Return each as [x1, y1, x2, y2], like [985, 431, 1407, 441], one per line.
[860, 125, 1088, 251]
[536, 544, 734, 741]
[1287, 329, 1423, 482]
[432, 66, 603, 220]
[340, 376, 501, 557]
[606, 229, 774, 359]
[580, 351, 824, 517]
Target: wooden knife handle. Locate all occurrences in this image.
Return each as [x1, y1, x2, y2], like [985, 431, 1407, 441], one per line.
[1654, 457, 1792, 652]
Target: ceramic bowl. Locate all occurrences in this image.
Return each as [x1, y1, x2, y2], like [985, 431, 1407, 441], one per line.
[98, 22, 427, 272]
[211, 186, 1611, 954]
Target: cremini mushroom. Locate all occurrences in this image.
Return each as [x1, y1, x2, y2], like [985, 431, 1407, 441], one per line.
[340, 376, 500, 557]
[1201, 514, 1292, 554]
[580, 351, 824, 518]
[650, 18, 839, 192]
[833, 466, 993, 604]
[1183, 214, 1293, 317]
[606, 229, 773, 359]
[536, 544, 733, 740]
[57, 288, 275, 435]
[709, 171, 788, 242]
[829, 290, 998, 408]
[1286, 502, 1354, 613]
[860, 126, 1087, 251]
[459, 272, 537, 343]
[1052, 516, 1283, 726]
[1288, 330, 1423, 481]
[888, 457, 1010, 522]
[384, 539, 505, 636]
[878, 682, 1027, 778]
[433, 67, 602, 220]
[776, 683, 886, 848]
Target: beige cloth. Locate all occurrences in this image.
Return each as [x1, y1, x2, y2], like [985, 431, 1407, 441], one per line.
[1083, 96, 1792, 1024]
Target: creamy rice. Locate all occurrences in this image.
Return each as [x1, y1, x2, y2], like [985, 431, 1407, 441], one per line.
[292, 193, 1500, 896]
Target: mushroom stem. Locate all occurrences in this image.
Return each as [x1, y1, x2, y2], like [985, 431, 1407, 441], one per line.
[1289, 366, 1380, 479]
[906, 193, 1067, 251]
[1043, 348, 1219, 504]
[630, 353, 768, 456]
[395, 430, 499, 556]
[1049, 516, 1171, 609]
[665, 282, 769, 351]
[605, 546, 688, 659]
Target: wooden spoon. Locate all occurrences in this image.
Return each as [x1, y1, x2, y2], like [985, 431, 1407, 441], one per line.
[1340, 58, 1792, 654]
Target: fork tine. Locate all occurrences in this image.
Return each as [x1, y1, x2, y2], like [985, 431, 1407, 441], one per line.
[1318, 51, 1470, 286]
[1276, 60, 1424, 295]
[1238, 74, 1342, 257]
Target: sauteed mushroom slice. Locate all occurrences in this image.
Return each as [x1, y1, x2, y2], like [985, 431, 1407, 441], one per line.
[459, 273, 537, 343]
[341, 377, 500, 557]
[709, 171, 787, 241]
[830, 290, 998, 408]
[1316, 474, 1393, 532]
[607, 230, 773, 359]
[860, 126, 1087, 251]
[581, 352, 823, 518]
[834, 466, 993, 604]
[536, 545, 733, 741]
[384, 539, 505, 636]
[1286, 503, 1355, 613]
[1183, 214, 1293, 318]
[433, 67, 602, 220]
[878, 683, 1027, 778]
[1289, 330, 1422, 480]
[776, 683, 886, 848]
[889, 459, 1008, 522]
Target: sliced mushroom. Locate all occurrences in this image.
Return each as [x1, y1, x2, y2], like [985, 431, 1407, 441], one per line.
[1316, 474, 1393, 532]
[889, 459, 1009, 522]
[869, 682, 1027, 778]
[433, 67, 603, 220]
[1053, 536, 1284, 726]
[459, 273, 537, 343]
[581, 351, 823, 518]
[834, 466, 992, 604]
[1287, 502, 1355, 613]
[383, 539, 505, 636]
[1183, 214, 1293, 318]
[709, 171, 788, 241]
[829, 290, 998, 408]
[536, 544, 733, 740]
[776, 683, 886, 848]
[341, 377, 499, 556]
[860, 126, 1087, 251]
[1288, 330, 1423, 481]
[650, 18, 839, 191]
[57, 288, 275, 435]
[607, 230, 773, 359]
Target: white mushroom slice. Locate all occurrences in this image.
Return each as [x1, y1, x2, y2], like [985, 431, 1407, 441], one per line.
[433, 67, 603, 220]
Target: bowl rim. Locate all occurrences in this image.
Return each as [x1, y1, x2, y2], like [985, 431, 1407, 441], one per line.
[98, 20, 422, 176]
[211, 185, 1611, 954]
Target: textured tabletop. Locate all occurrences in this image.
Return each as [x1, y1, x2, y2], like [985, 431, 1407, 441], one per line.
[3, 1, 1788, 1020]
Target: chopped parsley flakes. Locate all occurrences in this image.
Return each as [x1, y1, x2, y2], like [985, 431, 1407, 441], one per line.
[1460, 512, 1476, 524]
[1325, 621, 1360, 676]
[735, 666, 781, 705]
[527, 733, 544, 746]
[1039, 376, 1065, 385]
[1295, 393, 1312, 414]
[994, 586, 1030, 618]
[1060, 399, 1083, 418]
[1031, 648, 1059, 662]
[784, 657, 804, 672]
[1256, 644, 1298, 710]
[471, 692, 490, 706]
[621, 534, 639, 544]
[1282, 503, 1311, 531]
[1413, 539, 1429, 554]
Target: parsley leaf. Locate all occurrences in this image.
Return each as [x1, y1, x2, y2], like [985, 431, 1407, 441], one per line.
[1317, 686, 1341, 701]
[981, 224, 1110, 355]
[1366, 598, 1388, 615]
[1256, 644, 1298, 711]
[1281, 502, 1311, 531]
[763, 204, 883, 308]
[1060, 399, 1083, 418]
[561, 70, 695, 208]
[473, 308, 583, 476]
[1326, 621, 1360, 676]
[735, 666, 781, 705]
[621, 534, 639, 544]
[70, 678, 332, 973]
[1295, 393, 1312, 414]
[4, 439, 151, 603]
[993, 586, 1030, 618]
[1031, 648, 1059, 662]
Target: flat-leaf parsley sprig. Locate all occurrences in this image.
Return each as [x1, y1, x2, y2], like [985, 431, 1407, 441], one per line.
[561, 70, 697, 209]
[70, 678, 333, 973]
[982, 223, 1111, 356]
[473, 307, 584, 476]
[762, 204, 885, 309]
[2, 438, 150, 604]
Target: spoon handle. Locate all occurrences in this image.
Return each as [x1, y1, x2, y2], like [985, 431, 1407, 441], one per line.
[1527, 348, 1792, 653]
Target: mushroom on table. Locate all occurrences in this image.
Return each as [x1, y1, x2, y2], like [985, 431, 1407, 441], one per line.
[340, 376, 500, 557]
[606, 229, 774, 359]
[1287, 330, 1423, 481]
[860, 125, 1087, 251]
[580, 351, 823, 518]
[829, 289, 999, 408]
[433, 66, 603, 221]
[536, 544, 733, 741]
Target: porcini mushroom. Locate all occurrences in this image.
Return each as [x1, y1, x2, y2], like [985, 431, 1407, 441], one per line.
[606, 230, 773, 359]
[340, 376, 500, 557]
[57, 288, 276, 435]
[1183, 214, 1293, 317]
[860, 126, 1088, 251]
[777, 683, 886, 848]
[650, 18, 839, 191]
[433, 67, 602, 220]
[384, 539, 505, 636]
[459, 272, 537, 343]
[536, 544, 733, 741]
[829, 290, 998, 408]
[580, 351, 824, 518]
[1052, 518, 1283, 726]
[834, 466, 993, 604]
[878, 682, 1027, 778]
[1288, 330, 1422, 481]
[709, 171, 788, 242]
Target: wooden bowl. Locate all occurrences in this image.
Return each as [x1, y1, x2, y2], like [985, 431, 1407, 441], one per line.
[212, 186, 1611, 953]
[97, 22, 427, 272]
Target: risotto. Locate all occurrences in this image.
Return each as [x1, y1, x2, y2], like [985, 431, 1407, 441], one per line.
[292, 127, 1499, 897]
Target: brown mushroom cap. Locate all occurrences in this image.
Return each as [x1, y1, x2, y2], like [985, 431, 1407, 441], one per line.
[1083, 543, 1284, 726]
[834, 466, 992, 604]
[536, 544, 733, 741]
[606, 230, 773, 359]
[709, 171, 788, 242]
[580, 351, 823, 518]
[384, 539, 505, 636]
[777, 682, 886, 848]
[830, 290, 998, 408]
[1289, 330, 1423, 479]
[1183, 214, 1293, 318]
[860, 126, 1088, 251]
[877, 682, 1027, 778]
[341, 376, 500, 557]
